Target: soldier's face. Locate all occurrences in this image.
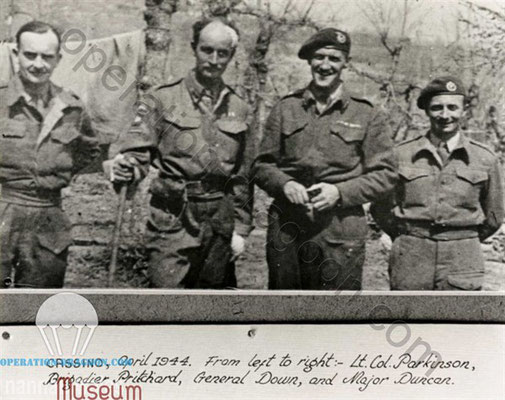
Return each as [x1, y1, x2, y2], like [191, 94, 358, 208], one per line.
[15, 31, 61, 86]
[426, 95, 465, 136]
[309, 47, 348, 91]
[194, 24, 235, 82]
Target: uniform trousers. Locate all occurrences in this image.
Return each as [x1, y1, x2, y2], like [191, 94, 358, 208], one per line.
[266, 201, 366, 290]
[145, 193, 236, 289]
[0, 201, 71, 288]
[389, 234, 485, 290]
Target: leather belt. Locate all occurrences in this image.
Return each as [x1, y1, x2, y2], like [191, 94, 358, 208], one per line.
[0, 185, 61, 207]
[184, 178, 227, 199]
[399, 220, 479, 240]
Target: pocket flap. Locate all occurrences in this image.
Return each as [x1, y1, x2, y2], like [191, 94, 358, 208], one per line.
[36, 212, 73, 255]
[148, 204, 184, 233]
[163, 112, 201, 129]
[51, 127, 80, 144]
[37, 233, 72, 255]
[282, 117, 308, 136]
[399, 167, 430, 181]
[456, 169, 488, 184]
[447, 274, 483, 290]
[330, 123, 366, 142]
[216, 120, 247, 134]
[1, 119, 26, 138]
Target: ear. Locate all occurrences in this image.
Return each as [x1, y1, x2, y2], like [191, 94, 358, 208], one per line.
[12, 46, 18, 57]
[191, 41, 197, 51]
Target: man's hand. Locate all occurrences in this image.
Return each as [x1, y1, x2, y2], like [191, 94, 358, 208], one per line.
[283, 180, 309, 205]
[105, 154, 141, 183]
[231, 231, 246, 261]
[308, 182, 340, 211]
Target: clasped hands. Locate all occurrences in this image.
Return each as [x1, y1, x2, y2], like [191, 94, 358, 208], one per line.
[283, 180, 340, 212]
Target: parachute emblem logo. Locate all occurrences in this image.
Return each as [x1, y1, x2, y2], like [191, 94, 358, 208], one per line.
[36, 293, 98, 356]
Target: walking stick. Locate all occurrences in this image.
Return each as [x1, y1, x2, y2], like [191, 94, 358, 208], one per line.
[108, 184, 128, 287]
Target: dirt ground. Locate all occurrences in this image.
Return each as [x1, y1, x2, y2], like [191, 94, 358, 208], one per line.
[63, 173, 505, 290]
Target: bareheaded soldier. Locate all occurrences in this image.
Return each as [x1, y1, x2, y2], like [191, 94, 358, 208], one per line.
[107, 18, 253, 288]
[252, 28, 398, 290]
[0, 21, 99, 288]
[371, 76, 504, 290]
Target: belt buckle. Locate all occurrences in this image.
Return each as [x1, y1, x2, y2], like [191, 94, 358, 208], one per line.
[185, 181, 202, 191]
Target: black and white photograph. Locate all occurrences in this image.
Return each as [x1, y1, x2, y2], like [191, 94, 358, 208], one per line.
[0, 0, 504, 398]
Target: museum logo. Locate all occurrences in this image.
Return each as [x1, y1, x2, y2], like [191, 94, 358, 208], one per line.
[36, 293, 98, 356]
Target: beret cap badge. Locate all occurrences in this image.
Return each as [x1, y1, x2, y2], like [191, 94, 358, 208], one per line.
[417, 76, 466, 110]
[336, 32, 346, 44]
[446, 81, 457, 92]
[298, 28, 351, 59]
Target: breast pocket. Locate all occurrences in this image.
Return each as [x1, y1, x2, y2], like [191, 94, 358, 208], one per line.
[453, 168, 488, 210]
[0, 118, 26, 139]
[281, 118, 308, 160]
[399, 167, 432, 207]
[329, 122, 366, 169]
[215, 119, 247, 163]
[160, 112, 201, 157]
[0, 119, 28, 165]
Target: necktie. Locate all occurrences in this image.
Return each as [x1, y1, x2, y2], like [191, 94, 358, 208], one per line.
[199, 91, 214, 116]
[437, 141, 450, 165]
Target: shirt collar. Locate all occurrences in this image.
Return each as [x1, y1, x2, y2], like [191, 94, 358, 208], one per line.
[7, 74, 51, 106]
[7, 74, 81, 111]
[428, 131, 462, 153]
[303, 81, 350, 112]
[414, 131, 470, 164]
[185, 69, 229, 105]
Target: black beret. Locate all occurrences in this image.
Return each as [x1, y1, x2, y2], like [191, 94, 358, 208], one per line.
[298, 28, 351, 60]
[417, 76, 466, 110]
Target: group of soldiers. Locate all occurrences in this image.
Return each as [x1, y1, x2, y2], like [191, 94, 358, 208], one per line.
[1, 18, 503, 291]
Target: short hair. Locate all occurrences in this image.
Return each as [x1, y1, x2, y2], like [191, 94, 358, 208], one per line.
[192, 17, 240, 49]
[16, 20, 62, 51]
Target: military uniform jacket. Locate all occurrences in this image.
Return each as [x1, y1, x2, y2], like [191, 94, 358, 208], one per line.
[371, 132, 504, 241]
[253, 84, 398, 212]
[118, 72, 254, 236]
[0, 75, 99, 203]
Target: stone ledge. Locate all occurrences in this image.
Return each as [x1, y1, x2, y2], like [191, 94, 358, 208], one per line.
[0, 290, 504, 324]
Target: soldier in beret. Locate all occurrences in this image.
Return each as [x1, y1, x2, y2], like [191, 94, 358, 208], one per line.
[371, 76, 504, 290]
[252, 28, 398, 290]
